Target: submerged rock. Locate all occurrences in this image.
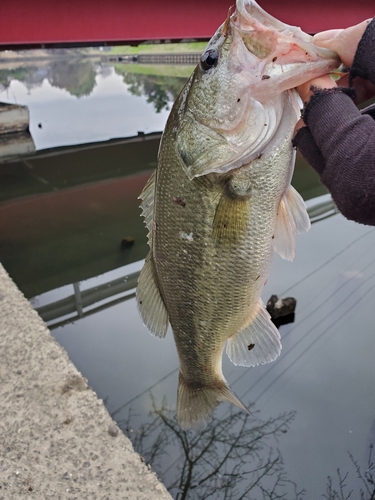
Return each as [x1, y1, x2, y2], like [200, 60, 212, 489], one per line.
[266, 295, 297, 319]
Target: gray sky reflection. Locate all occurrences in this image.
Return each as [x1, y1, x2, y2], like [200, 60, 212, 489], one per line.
[47, 212, 375, 498]
[1, 69, 170, 150]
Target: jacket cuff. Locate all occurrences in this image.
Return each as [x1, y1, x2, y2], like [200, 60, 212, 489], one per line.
[302, 86, 356, 126]
[350, 17, 375, 85]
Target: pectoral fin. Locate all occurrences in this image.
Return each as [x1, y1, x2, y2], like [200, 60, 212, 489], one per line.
[226, 300, 281, 367]
[273, 185, 311, 261]
[136, 254, 169, 339]
[212, 193, 250, 245]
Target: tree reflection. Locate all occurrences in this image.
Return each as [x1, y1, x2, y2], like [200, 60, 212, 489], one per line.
[1, 59, 187, 108]
[119, 398, 375, 499]
[323, 446, 374, 500]
[0, 68, 31, 89]
[119, 398, 305, 499]
[120, 72, 187, 113]
[0, 60, 96, 98]
[49, 59, 96, 97]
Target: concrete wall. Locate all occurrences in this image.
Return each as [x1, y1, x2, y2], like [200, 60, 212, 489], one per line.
[0, 264, 172, 499]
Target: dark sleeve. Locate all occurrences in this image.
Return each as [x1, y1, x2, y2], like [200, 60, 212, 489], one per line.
[350, 17, 375, 84]
[293, 18, 375, 226]
[292, 126, 325, 175]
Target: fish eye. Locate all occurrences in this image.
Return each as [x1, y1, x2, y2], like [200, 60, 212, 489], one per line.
[200, 49, 219, 71]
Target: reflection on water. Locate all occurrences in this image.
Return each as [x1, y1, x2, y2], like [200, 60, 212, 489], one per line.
[1, 52, 375, 499]
[119, 70, 189, 113]
[324, 448, 374, 500]
[121, 398, 375, 500]
[0, 55, 188, 149]
[122, 398, 302, 500]
[0, 54, 188, 107]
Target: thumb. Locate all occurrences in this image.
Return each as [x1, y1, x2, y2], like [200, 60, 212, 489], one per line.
[313, 29, 343, 44]
[313, 20, 372, 68]
[313, 30, 346, 64]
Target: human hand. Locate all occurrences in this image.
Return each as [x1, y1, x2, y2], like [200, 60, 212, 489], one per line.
[295, 72, 375, 108]
[294, 17, 375, 132]
[313, 19, 372, 68]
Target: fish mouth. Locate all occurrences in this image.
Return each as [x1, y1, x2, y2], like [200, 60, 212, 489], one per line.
[231, 0, 340, 94]
[234, 0, 311, 37]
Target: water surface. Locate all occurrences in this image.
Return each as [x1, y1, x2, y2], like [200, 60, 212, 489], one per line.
[0, 53, 374, 499]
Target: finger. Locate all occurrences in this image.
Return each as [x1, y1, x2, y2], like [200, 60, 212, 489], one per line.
[314, 29, 343, 43]
[313, 19, 372, 68]
[296, 75, 337, 103]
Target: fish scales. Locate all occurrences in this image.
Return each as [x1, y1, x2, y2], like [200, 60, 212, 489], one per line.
[136, 0, 339, 429]
[156, 110, 292, 367]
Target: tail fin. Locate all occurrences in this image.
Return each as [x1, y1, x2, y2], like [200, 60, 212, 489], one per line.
[177, 372, 250, 430]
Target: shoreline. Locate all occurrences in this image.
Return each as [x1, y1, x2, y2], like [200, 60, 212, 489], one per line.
[0, 263, 172, 499]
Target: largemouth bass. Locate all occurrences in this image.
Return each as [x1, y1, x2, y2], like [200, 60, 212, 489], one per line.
[136, 0, 339, 429]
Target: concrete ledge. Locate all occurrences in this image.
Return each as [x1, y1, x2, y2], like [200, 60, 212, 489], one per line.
[0, 264, 172, 499]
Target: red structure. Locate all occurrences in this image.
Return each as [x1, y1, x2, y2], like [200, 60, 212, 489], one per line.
[1, 0, 373, 49]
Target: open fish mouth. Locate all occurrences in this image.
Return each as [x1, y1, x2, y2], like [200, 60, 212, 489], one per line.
[230, 0, 340, 96]
[174, 0, 340, 181]
[177, 0, 340, 179]
[234, 0, 312, 38]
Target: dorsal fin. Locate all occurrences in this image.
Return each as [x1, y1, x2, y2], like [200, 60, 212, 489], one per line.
[138, 171, 156, 247]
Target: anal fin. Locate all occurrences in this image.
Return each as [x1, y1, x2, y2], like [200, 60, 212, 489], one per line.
[136, 253, 169, 339]
[226, 300, 281, 367]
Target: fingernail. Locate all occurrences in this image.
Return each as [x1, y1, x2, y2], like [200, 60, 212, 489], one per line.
[314, 29, 343, 42]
